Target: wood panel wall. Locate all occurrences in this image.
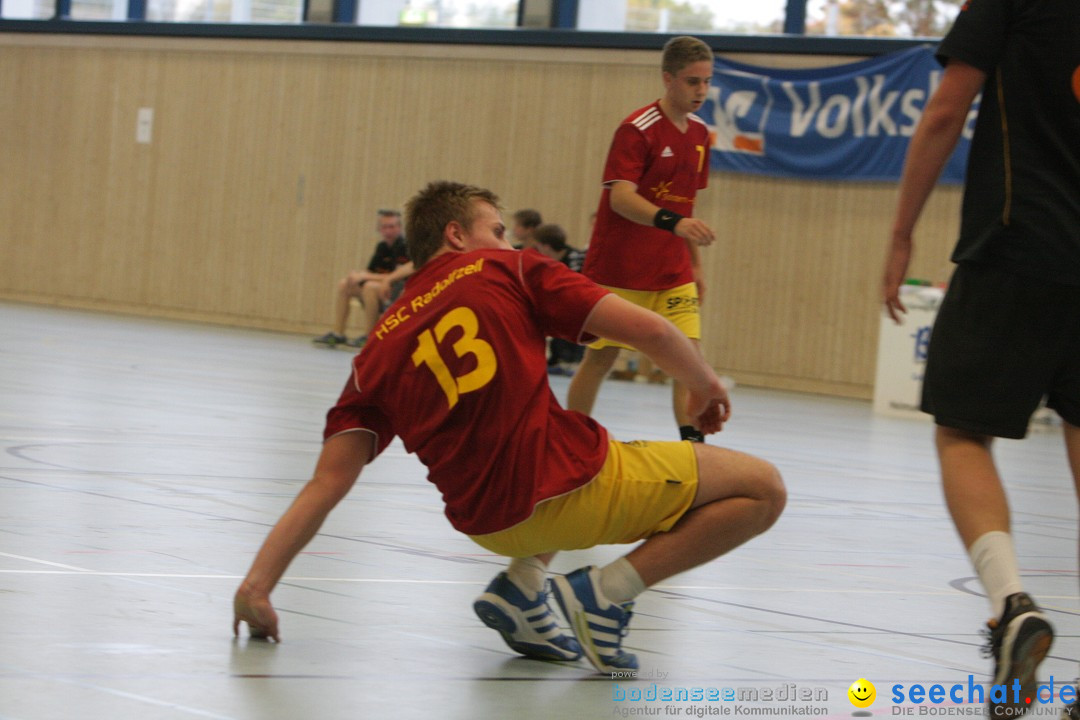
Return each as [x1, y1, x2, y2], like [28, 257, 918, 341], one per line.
[0, 33, 961, 398]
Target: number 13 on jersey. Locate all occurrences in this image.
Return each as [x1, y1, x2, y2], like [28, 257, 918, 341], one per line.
[411, 306, 498, 409]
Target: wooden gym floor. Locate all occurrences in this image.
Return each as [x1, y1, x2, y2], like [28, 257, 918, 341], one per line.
[0, 301, 1075, 720]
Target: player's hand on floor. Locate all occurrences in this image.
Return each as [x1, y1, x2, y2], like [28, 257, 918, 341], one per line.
[233, 587, 280, 642]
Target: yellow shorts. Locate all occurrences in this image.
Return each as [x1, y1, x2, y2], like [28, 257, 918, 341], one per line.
[589, 282, 700, 350]
[469, 440, 699, 558]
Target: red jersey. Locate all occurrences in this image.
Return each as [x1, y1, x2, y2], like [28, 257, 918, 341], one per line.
[324, 249, 611, 535]
[583, 101, 711, 291]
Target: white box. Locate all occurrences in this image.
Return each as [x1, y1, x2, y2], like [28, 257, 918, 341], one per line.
[872, 286, 1060, 432]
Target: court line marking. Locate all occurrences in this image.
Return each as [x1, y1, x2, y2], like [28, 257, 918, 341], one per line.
[6, 674, 236, 720]
[0, 569, 1076, 599]
[0, 551, 92, 572]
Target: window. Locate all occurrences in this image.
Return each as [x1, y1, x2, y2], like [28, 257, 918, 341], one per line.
[145, 0, 303, 22]
[2, 0, 54, 19]
[804, 0, 963, 37]
[578, 0, 786, 34]
[70, 0, 125, 19]
[0, 0, 962, 37]
[361, 0, 518, 28]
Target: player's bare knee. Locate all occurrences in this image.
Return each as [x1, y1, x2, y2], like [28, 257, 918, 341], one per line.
[692, 448, 784, 529]
[342, 273, 366, 297]
[361, 281, 380, 303]
[757, 461, 785, 531]
[735, 455, 784, 532]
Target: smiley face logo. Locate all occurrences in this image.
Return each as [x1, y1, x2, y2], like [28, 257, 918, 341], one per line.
[848, 678, 876, 708]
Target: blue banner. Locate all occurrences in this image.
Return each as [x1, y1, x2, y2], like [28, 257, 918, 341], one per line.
[701, 46, 974, 183]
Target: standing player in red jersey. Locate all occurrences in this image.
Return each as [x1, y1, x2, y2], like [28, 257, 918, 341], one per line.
[233, 181, 784, 674]
[567, 35, 718, 443]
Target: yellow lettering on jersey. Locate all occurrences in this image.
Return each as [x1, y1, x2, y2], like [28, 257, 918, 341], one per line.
[411, 329, 459, 406]
[411, 258, 486, 314]
[376, 259, 487, 341]
[374, 306, 411, 341]
[411, 306, 497, 409]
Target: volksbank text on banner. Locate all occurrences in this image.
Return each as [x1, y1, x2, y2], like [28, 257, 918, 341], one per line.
[701, 47, 975, 183]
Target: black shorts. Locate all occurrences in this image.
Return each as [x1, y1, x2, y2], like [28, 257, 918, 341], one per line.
[921, 262, 1080, 439]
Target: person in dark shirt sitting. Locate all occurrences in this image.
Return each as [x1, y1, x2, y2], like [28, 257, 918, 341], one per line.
[314, 209, 414, 349]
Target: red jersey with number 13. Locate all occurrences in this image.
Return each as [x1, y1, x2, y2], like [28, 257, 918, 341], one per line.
[324, 249, 611, 536]
[583, 101, 711, 291]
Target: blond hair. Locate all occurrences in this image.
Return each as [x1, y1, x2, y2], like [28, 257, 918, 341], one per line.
[405, 181, 502, 267]
[661, 36, 713, 75]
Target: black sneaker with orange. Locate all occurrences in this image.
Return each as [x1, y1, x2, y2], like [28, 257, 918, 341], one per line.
[983, 592, 1053, 718]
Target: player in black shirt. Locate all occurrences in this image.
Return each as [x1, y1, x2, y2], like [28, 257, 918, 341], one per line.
[882, 2, 1079, 717]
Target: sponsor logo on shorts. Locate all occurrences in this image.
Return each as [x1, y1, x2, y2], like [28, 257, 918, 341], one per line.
[666, 295, 700, 311]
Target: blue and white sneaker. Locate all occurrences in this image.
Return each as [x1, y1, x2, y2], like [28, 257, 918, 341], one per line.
[473, 572, 582, 662]
[551, 566, 638, 673]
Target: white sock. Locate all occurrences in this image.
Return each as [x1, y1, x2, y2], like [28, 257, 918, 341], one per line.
[598, 557, 646, 605]
[506, 557, 547, 600]
[969, 531, 1024, 618]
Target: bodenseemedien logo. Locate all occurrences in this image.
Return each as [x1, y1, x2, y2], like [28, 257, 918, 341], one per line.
[611, 681, 830, 716]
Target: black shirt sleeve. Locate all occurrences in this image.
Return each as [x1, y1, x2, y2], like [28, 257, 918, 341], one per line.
[936, 0, 1013, 72]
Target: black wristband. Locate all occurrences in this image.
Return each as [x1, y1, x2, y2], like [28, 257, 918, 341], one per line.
[653, 208, 684, 233]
